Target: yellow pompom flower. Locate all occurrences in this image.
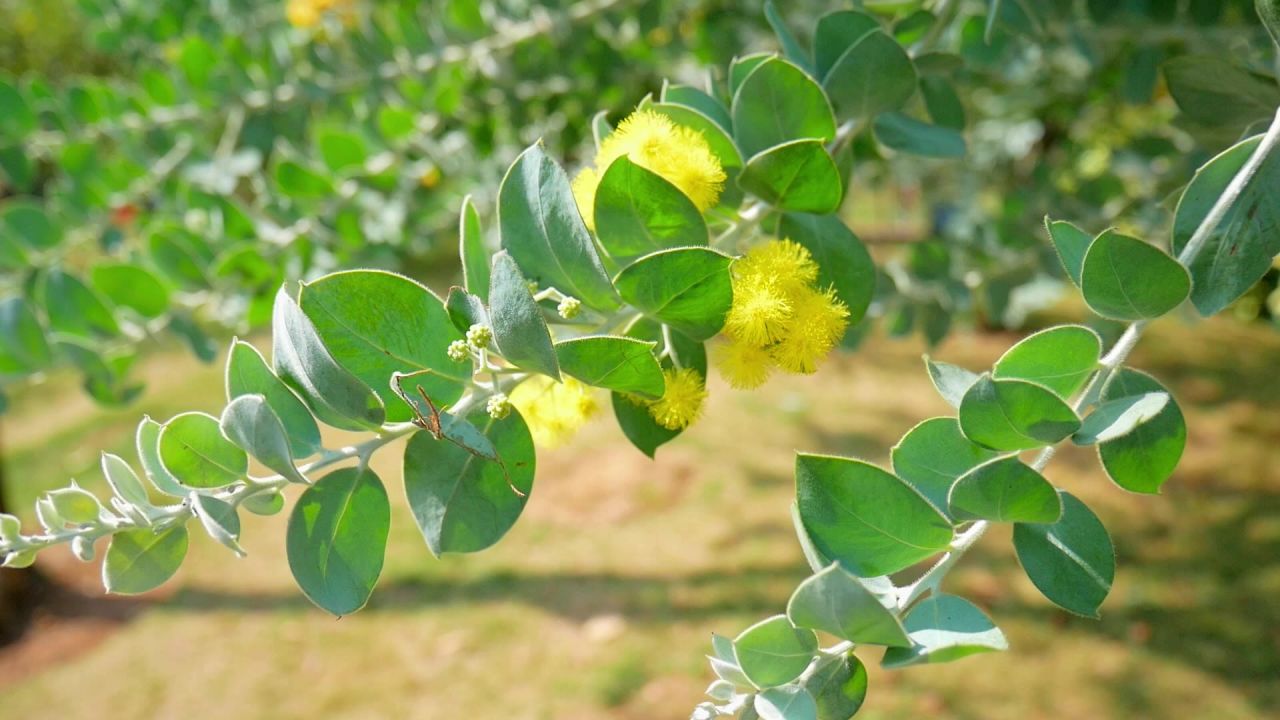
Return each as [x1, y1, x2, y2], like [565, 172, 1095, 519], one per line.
[770, 287, 850, 374]
[572, 109, 725, 230]
[723, 277, 792, 346]
[286, 0, 356, 29]
[715, 339, 775, 390]
[734, 239, 818, 293]
[647, 368, 708, 430]
[509, 376, 599, 448]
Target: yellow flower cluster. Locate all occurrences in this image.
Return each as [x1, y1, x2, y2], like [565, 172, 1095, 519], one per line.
[572, 109, 726, 230]
[509, 376, 599, 448]
[644, 367, 708, 431]
[286, 0, 356, 29]
[717, 240, 849, 387]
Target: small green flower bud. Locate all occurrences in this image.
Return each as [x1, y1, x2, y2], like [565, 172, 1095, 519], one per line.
[447, 339, 470, 363]
[466, 323, 493, 349]
[486, 393, 512, 420]
[526, 279, 540, 294]
[557, 296, 582, 319]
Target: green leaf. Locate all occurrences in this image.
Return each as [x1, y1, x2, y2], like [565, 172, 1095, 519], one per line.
[102, 527, 188, 595]
[300, 270, 466, 422]
[274, 159, 332, 199]
[489, 251, 560, 379]
[1044, 218, 1090, 287]
[779, 213, 876, 326]
[316, 128, 368, 174]
[755, 687, 818, 720]
[730, 53, 774, 97]
[498, 144, 618, 310]
[459, 195, 490, 300]
[0, 297, 51, 373]
[593, 156, 708, 264]
[91, 263, 170, 319]
[733, 614, 818, 688]
[1079, 230, 1190, 321]
[41, 269, 120, 339]
[1013, 491, 1114, 617]
[822, 31, 917, 119]
[287, 466, 390, 616]
[243, 491, 285, 516]
[136, 417, 188, 498]
[891, 417, 999, 519]
[958, 374, 1080, 451]
[445, 287, 488, 334]
[803, 653, 868, 720]
[924, 357, 979, 408]
[872, 112, 966, 158]
[795, 454, 952, 577]
[948, 456, 1062, 523]
[0, 79, 37, 136]
[1096, 369, 1185, 494]
[881, 594, 1008, 668]
[993, 324, 1101, 398]
[48, 487, 102, 524]
[402, 410, 535, 555]
[614, 247, 733, 341]
[764, 1, 811, 74]
[554, 335, 664, 398]
[787, 563, 910, 646]
[1073, 392, 1169, 445]
[226, 339, 322, 459]
[1171, 133, 1280, 317]
[148, 233, 208, 289]
[646, 102, 743, 169]
[1163, 55, 1280, 133]
[813, 10, 880, 79]
[192, 494, 244, 556]
[1, 201, 59, 249]
[101, 452, 150, 509]
[159, 411, 248, 489]
[920, 76, 966, 130]
[660, 83, 732, 133]
[739, 140, 842, 213]
[272, 286, 386, 432]
[608, 320, 704, 458]
[220, 395, 307, 484]
[732, 57, 837, 159]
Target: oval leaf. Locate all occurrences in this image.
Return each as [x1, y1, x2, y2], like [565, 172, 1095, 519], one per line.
[459, 195, 490, 299]
[1079, 230, 1190, 321]
[958, 374, 1080, 451]
[1074, 391, 1169, 446]
[489, 251, 560, 379]
[498, 143, 619, 310]
[947, 456, 1062, 524]
[1013, 491, 1115, 617]
[732, 57, 836, 158]
[822, 30, 917, 119]
[594, 156, 709, 264]
[226, 339, 322, 459]
[795, 454, 953, 577]
[734, 614, 818, 688]
[159, 411, 248, 489]
[614, 247, 733, 341]
[287, 466, 390, 616]
[881, 594, 1008, 668]
[1171, 133, 1280, 317]
[993, 324, 1101, 399]
[402, 410, 535, 555]
[272, 286, 386, 432]
[872, 112, 966, 158]
[219, 395, 307, 484]
[787, 563, 911, 646]
[739, 140, 842, 213]
[102, 526, 188, 595]
[1097, 368, 1185, 494]
[300, 270, 467, 421]
[554, 335, 664, 398]
[891, 417, 999, 519]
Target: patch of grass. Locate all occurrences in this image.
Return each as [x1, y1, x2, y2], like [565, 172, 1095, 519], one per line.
[1, 314, 1278, 718]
